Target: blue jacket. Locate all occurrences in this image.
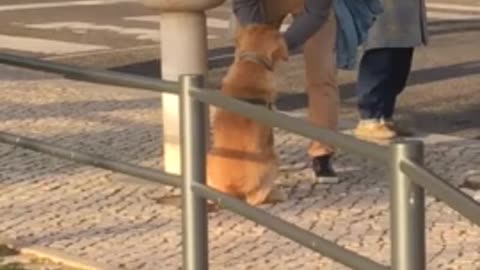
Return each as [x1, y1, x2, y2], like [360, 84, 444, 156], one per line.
[334, 0, 384, 70]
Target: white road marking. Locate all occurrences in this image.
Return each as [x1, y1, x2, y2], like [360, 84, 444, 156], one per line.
[23, 22, 218, 41]
[25, 22, 161, 41]
[427, 11, 480, 20]
[125, 16, 291, 31]
[123, 15, 158, 23]
[427, 3, 480, 13]
[0, 0, 134, 12]
[125, 16, 231, 29]
[206, 18, 229, 29]
[0, 34, 110, 54]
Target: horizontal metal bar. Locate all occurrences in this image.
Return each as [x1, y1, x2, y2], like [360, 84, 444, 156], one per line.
[0, 131, 182, 188]
[192, 182, 390, 270]
[190, 87, 389, 164]
[0, 53, 178, 94]
[400, 159, 480, 227]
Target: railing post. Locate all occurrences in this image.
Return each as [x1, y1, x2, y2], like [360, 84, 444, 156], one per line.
[390, 140, 426, 270]
[180, 75, 209, 270]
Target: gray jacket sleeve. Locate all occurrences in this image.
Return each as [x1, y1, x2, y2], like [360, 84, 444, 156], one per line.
[233, 0, 332, 50]
[233, 0, 265, 25]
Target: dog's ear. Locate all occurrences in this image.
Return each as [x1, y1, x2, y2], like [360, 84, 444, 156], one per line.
[272, 33, 289, 62]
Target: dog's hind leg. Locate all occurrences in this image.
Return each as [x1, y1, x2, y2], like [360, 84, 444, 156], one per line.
[245, 164, 285, 205]
[245, 184, 287, 205]
[245, 186, 272, 206]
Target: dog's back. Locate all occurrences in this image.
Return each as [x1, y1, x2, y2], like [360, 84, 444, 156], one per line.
[208, 61, 276, 201]
[207, 25, 288, 205]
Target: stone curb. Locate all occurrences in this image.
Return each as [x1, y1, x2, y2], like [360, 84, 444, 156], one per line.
[1, 237, 119, 270]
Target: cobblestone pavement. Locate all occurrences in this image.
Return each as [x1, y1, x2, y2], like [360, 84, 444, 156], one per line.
[0, 65, 479, 270]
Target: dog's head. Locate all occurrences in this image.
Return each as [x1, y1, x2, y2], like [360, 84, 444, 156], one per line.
[235, 24, 289, 66]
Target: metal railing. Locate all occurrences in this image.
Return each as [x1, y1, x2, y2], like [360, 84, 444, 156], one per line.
[1, 53, 479, 270]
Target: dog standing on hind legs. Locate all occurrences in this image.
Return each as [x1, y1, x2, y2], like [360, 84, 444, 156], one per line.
[207, 24, 289, 206]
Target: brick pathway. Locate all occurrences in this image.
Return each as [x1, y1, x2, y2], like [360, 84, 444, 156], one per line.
[0, 65, 479, 270]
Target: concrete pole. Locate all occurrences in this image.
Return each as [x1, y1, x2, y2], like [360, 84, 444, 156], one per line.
[160, 12, 208, 174]
[139, 0, 225, 175]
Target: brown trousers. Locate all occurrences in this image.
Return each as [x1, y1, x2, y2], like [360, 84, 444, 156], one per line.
[240, 0, 339, 157]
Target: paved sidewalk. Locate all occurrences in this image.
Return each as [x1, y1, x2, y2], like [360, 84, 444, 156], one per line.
[0, 64, 479, 270]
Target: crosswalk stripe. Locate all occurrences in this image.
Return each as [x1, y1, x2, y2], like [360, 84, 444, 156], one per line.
[25, 22, 161, 41]
[427, 3, 480, 13]
[126, 15, 291, 31]
[123, 16, 158, 23]
[125, 16, 231, 29]
[23, 21, 219, 41]
[428, 11, 480, 20]
[0, 34, 110, 55]
[0, 0, 134, 12]
[206, 18, 230, 29]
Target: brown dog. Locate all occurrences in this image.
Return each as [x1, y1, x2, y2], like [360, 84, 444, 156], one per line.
[207, 24, 289, 206]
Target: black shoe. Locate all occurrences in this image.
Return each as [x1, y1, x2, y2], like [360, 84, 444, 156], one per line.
[312, 154, 339, 184]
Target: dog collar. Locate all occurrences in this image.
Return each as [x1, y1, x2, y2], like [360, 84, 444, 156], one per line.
[238, 52, 274, 72]
[240, 97, 273, 110]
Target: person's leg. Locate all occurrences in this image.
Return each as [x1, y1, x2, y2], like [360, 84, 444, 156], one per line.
[354, 48, 398, 140]
[302, 10, 339, 183]
[380, 47, 415, 136]
[382, 47, 414, 120]
[356, 48, 397, 120]
[237, 0, 339, 182]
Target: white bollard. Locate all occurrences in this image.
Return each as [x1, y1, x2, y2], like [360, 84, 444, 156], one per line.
[160, 12, 208, 174]
[138, 0, 225, 175]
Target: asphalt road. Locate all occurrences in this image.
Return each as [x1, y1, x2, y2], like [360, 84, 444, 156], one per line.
[1, 0, 479, 139]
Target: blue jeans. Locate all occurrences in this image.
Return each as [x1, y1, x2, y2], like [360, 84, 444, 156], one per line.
[356, 48, 414, 120]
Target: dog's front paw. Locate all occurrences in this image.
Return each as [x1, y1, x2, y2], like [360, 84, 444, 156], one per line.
[266, 187, 287, 203]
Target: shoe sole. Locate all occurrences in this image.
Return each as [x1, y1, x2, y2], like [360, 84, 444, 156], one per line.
[313, 174, 340, 184]
[353, 135, 393, 146]
[354, 132, 396, 141]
